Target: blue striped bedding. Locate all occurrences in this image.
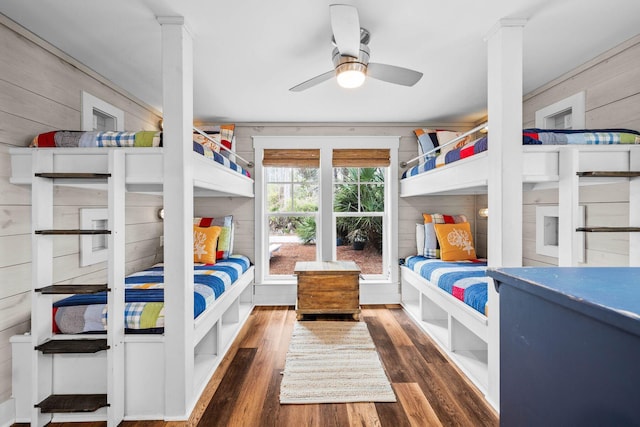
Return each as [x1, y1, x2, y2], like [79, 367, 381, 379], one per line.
[405, 256, 489, 316]
[403, 128, 640, 179]
[53, 255, 251, 334]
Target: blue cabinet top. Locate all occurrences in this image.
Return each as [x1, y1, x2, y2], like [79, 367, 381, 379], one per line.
[488, 267, 640, 337]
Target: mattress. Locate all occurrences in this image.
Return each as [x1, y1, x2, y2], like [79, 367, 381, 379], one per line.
[28, 130, 251, 178]
[402, 128, 640, 179]
[52, 254, 251, 334]
[405, 256, 489, 315]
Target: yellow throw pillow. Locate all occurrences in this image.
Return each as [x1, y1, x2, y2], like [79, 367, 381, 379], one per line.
[433, 222, 477, 261]
[193, 225, 222, 264]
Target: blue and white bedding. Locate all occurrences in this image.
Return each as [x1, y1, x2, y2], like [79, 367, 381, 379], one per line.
[405, 256, 489, 316]
[28, 130, 252, 178]
[53, 255, 251, 334]
[402, 128, 640, 179]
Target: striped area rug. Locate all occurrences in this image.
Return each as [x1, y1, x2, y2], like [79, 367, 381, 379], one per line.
[279, 321, 396, 404]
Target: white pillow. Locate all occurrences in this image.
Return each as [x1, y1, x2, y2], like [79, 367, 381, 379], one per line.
[416, 223, 425, 256]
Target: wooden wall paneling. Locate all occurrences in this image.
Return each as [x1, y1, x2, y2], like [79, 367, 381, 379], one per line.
[0, 205, 31, 236]
[585, 93, 640, 130]
[523, 36, 640, 123]
[0, 21, 161, 131]
[0, 80, 80, 130]
[0, 292, 30, 331]
[0, 112, 56, 147]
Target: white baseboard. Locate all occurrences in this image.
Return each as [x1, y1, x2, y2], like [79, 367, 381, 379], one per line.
[0, 398, 15, 427]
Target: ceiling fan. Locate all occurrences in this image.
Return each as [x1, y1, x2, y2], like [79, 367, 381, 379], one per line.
[289, 4, 423, 92]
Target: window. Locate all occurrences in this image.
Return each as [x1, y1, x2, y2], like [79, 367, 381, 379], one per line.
[266, 163, 320, 277]
[254, 137, 399, 286]
[81, 91, 124, 131]
[535, 91, 585, 130]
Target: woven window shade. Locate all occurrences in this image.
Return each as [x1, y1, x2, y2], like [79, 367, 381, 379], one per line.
[262, 149, 320, 168]
[332, 149, 390, 167]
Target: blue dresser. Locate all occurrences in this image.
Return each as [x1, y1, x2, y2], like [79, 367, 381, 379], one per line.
[488, 267, 640, 427]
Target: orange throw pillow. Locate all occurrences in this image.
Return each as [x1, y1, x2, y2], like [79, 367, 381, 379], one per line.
[193, 225, 221, 264]
[433, 222, 477, 261]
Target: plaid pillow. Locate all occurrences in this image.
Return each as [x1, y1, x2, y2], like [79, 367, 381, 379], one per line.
[193, 216, 233, 260]
[422, 213, 468, 258]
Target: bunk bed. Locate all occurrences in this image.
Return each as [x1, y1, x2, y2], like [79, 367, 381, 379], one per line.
[10, 131, 256, 422]
[10, 128, 253, 198]
[10, 50, 256, 424]
[399, 126, 640, 398]
[401, 127, 640, 196]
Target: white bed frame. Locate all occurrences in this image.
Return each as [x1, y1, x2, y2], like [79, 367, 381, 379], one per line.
[10, 17, 255, 425]
[399, 20, 640, 411]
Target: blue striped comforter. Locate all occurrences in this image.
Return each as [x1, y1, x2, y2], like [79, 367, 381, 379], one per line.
[53, 255, 251, 334]
[405, 256, 489, 315]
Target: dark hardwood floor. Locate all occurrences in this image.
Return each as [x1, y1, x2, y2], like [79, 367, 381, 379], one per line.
[19, 305, 498, 427]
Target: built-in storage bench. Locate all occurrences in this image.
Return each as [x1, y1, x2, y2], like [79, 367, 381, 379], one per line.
[401, 266, 488, 395]
[11, 266, 254, 422]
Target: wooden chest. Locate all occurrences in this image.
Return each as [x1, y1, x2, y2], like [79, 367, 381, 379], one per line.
[294, 261, 361, 320]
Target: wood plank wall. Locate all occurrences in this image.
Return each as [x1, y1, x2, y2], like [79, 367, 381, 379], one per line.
[0, 16, 163, 405]
[521, 33, 640, 266]
[197, 124, 482, 267]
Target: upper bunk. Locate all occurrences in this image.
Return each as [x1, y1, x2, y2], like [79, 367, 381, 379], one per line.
[9, 128, 254, 197]
[400, 127, 640, 197]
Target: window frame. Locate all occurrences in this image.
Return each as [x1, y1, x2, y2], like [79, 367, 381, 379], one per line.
[81, 90, 125, 131]
[253, 136, 399, 286]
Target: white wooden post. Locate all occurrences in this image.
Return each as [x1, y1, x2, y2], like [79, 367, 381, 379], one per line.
[558, 148, 580, 266]
[630, 149, 640, 266]
[31, 150, 54, 427]
[107, 150, 125, 426]
[158, 16, 195, 420]
[486, 19, 526, 411]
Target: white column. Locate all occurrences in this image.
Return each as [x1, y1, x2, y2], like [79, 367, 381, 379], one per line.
[558, 148, 581, 266]
[158, 16, 194, 420]
[107, 150, 125, 427]
[486, 19, 526, 411]
[31, 150, 54, 427]
[630, 149, 640, 266]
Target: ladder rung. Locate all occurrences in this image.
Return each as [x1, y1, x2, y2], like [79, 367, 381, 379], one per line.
[35, 339, 108, 354]
[576, 227, 640, 232]
[35, 394, 108, 413]
[35, 229, 111, 235]
[577, 171, 640, 178]
[35, 172, 111, 179]
[35, 284, 109, 294]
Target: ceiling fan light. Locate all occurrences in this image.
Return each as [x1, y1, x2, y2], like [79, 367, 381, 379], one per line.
[336, 63, 366, 88]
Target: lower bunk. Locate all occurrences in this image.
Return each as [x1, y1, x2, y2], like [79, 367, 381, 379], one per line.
[11, 256, 255, 422]
[400, 256, 490, 396]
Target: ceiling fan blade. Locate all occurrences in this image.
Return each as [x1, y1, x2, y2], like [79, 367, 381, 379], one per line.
[367, 63, 423, 86]
[330, 4, 360, 58]
[289, 70, 335, 92]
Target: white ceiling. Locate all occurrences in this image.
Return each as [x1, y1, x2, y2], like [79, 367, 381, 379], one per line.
[2, 0, 639, 123]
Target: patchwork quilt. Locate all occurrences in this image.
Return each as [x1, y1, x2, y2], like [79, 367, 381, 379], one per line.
[28, 130, 251, 178]
[52, 255, 251, 334]
[405, 256, 489, 316]
[403, 127, 640, 179]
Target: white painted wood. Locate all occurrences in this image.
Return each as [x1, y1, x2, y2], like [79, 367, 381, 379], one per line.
[10, 267, 255, 421]
[10, 147, 253, 197]
[630, 150, 640, 266]
[400, 266, 489, 395]
[485, 20, 525, 412]
[159, 16, 195, 420]
[107, 150, 125, 426]
[30, 150, 54, 427]
[558, 148, 581, 266]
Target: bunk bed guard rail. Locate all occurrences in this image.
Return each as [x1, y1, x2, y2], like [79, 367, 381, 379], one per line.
[401, 122, 488, 168]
